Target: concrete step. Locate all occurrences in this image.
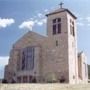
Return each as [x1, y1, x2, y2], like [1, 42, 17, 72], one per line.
[0, 84, 90, 90]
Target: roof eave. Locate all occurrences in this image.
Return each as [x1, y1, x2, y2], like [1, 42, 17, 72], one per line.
[46, 9, 77, 19]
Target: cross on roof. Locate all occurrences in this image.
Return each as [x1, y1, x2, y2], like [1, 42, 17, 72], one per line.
[59, 2, 64, 8]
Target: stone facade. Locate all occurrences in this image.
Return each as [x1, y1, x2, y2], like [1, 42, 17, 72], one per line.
[78, 52, 88, 83]
[4, 7, 88, 84]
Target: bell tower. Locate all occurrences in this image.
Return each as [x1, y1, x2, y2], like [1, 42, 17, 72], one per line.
[46, 3, 78, 84]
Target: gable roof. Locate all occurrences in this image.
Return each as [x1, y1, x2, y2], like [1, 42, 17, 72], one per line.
[46, 8, 77, 19]
[13, 31, 46, 48]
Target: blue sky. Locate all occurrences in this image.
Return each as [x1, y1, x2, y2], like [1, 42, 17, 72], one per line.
[0, 0, 90, 79]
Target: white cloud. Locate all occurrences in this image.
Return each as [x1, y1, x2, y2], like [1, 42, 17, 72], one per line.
[77, 22, 84, 26]
[77, 16, 87, 27]
[36, 21, 43, 26]
[87, 23, 90, 26]
[78, 17, 84, 21]
[19, 20, 35, 31]
[86, 17, 90, 22]
[0, 18, 15, 28]
[19, 9, 47, 31]
[41, 18, 46, 23]
[37, 13, 44, 18]
[77, 16, 90, 27]
[35, 18, 46, 26]
[19, 18, 46, 30]
[37, 9, 48, 18]
[44, 9, 49, 12]
[0, 56, 9, 66]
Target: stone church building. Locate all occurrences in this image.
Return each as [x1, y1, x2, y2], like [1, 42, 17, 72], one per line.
[4, 5, 88, 84]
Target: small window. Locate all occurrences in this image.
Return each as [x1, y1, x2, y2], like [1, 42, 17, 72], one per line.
[56, 40, 58, 46]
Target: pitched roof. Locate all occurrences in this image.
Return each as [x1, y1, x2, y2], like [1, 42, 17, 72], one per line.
[46, 8, 77, 19]
[13, 31, 46, 48]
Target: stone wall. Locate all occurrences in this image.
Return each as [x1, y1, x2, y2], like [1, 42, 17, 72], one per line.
[0, 84, 90, 90]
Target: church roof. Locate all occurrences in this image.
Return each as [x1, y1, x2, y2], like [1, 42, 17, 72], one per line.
[46, 8, 77, 19]
[13, 31, 46, 48]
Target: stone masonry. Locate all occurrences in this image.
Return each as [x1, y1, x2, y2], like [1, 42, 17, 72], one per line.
[4, 6, 88, 84]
